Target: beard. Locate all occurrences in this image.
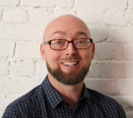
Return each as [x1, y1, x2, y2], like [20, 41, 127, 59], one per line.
[46, 61, 91, 85]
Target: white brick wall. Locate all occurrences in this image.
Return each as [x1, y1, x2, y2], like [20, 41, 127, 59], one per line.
[0, 25, 44, 41]
[0, 0, 133, 117]
[0, 42, 15, 58]
[0, 9, 2, 22]
[20, 0, 56, 7]
[10, 60, 34, 76]
[0, 0, 19, 6]
[124, 46, 133, 60]
[110, 28, 133, 43]
[0, 61, 9, 75]
[4, 8, 27, 23]
[75, 0, 127, 10]
[105, 10, 129, 26]
[30, 8, 49, 25]
[94, 43, 123, 60]
[79, 10, 104, 25]
[15, 42, 41, 58]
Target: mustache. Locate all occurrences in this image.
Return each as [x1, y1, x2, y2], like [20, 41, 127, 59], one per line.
[60, 56, 81, 61]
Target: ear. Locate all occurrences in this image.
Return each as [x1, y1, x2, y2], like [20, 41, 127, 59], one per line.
[91, 42, 95, 59]
[40, 44, 46, 61]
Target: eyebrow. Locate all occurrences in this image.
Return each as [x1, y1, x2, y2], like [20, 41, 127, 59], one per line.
[50, 30, 88, 38]
[51, 31, 66, 37]
[75, 31, 88, 37]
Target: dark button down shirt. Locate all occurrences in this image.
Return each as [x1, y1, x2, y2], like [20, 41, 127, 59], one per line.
[2, 76, 126, 118]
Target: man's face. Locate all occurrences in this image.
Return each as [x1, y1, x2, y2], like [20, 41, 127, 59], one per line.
[41, 15, 95, 85]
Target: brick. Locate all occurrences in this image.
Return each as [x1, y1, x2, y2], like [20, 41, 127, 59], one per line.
[56, 0, 73, 7]
[20, 0, 56, 7]
[125, 64, 133, 78]
[0, 77, 42, 93]
[124, 46, 133, 60]
[85, 66, 92, 77]
[4, 8, 27, 23]
[15, 42, 41, 58]
[0, 9, 2, 22]
[0, 61, 9, 75]
[0, 0, 19, 6]
[0, 25, 44, 41]
[89, 26, 109, 42]
[35, 61, 47, 76]
[110, 28, 133, 43]
[10, 60, 34, 76]
[0, 110, 4, 118]
[30, 8, 49, 25]
[94, 43, 123, 60]
[85, 79, 118, 95]
[75, 0, 127, 10]
[128, 0, 133, 8]
[117, 79, 133, 95]
[53, 8, 77, 19]
[112, 96, 133, 109]
[126, 110, 133, 118]
[86, 79, 133, 98]
[0, 42, 14, 58]
[0, 94, 20, 109]
[105, 10, 128, 26]
[91, 63, 133, 78]
[79, 10, 104, 25]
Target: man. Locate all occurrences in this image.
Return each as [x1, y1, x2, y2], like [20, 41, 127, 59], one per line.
[2, 15, 126, 118]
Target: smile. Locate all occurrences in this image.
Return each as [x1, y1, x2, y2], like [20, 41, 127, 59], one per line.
[62, 62, 79, 66]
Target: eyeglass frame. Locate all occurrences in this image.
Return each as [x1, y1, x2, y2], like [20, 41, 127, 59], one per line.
[42, 38, 93, 50]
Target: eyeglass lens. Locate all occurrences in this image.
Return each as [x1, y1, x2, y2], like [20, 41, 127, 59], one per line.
[50, 38, 91, 50]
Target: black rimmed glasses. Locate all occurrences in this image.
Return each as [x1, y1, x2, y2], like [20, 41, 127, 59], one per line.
[43, 38, 93, 50]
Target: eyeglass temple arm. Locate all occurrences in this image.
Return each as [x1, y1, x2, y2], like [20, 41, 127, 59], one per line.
[88, 38, 93, 43]
[43, 40, 51, 44]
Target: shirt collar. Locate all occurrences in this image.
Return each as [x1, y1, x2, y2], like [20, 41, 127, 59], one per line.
[42, 76, 90, 108]
[42, 76, 63, 109]
[78, 83, 90, 104]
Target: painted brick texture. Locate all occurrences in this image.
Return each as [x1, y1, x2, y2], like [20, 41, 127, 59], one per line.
[0, 0, 133, 117]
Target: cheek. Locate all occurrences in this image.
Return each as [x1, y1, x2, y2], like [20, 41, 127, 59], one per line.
[86, 48, 94, 60]
[79, 50, 93, 62]
[45, 49, 61, 65]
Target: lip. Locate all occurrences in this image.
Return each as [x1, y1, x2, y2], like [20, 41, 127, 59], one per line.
[60, 60, 80, 69]
[62, 62, 78, 66]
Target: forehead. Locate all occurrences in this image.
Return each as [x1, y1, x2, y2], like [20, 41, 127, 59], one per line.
[44, 16, 90, 41]
[51, 30, 88, 38]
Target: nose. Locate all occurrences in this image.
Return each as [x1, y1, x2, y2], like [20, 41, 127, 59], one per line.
[65, 42, 77, 56]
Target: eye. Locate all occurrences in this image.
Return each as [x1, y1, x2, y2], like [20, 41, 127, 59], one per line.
[77, 40, 86, 44]
[51, 39, 66, 46]
[52, 40, 63, 44]
[78, 40, 84, 44]
[56, 41, 62, 44]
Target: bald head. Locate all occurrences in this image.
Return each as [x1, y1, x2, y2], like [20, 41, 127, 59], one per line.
[43, 14, 91, 42]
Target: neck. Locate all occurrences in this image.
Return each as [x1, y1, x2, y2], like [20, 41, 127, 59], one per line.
[48, 73, 84, 109]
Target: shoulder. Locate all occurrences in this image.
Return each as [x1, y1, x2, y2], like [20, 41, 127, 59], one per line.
[87, 88, 126, 117]
[87, 88, 120, 106]
[2, 84, 46, 117]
